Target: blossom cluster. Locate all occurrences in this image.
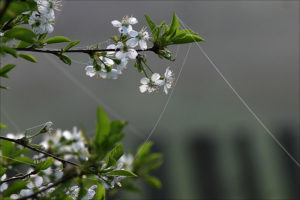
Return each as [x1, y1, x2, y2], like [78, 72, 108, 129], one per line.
[140, 67, 174, 94]
[40, 127, 89, 162]
[0, 127, 135, 199]
[26, 0, 62, 34]
[84, 15, 175, 94]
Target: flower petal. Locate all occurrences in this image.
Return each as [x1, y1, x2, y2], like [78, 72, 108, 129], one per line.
[139, 39, 147, 50]
[128, 17, 138, 24]
[111, 20, 121, 27]
[140, 77, 150, 84]
[126, 38, 138, 48]
[128, 30, 138, 37]
[115, 51, 126, 59]
[35, 176, 43, 187]
[104, 57, 114, 66]
[139, 85, 148, 93]
[127, 49, 138, 59]
[151, 73, 161, 82]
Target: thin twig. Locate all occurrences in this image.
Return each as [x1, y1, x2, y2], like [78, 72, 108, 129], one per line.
[0, 170, 37, 184]
[17, 175, 72, 200]
[15, 47, 155, 55]
[0, 136, 79, 167]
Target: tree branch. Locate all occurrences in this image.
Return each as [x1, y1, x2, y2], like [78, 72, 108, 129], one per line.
[15, 47, 155, 55]
[0, 170, 37, 184]
[17, 174, 73, 200]
[0, 136, 79, 167]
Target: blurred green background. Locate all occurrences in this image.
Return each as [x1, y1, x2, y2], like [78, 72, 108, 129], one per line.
[1, 0, 299, 199]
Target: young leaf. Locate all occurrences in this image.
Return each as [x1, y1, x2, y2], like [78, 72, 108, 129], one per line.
[14, 156, 34, 165]
[1, 140, 14, 157]
[0, 85, 8, 89]
[36, 158, 54, 170]
[109, 170, 137, 177]
[64, 40, 80, 52]
[45, 36, 71, 44]
[5, 26, 36, 43]
[171, 33, 204, 44]
[144, 15, 156, 32]
[0, 168, 7, 177]
[19, 54, 37, 63]
[136, 141, 153, 159]
[94, 183, 105, 200]
[0, 64, 16, 78]
[95, 107, 110, 146]
[0, 46, 18, 58]
[106, 144, 124, 167]
[3, 180, 28, 197]
[145, 176, 162, 189]
[168, 13, 180, 37]
[0, 1, 36, 24]
[0, 123, 7, 129]
[59, 54, 72, 65]
[17, 41, 31, 48]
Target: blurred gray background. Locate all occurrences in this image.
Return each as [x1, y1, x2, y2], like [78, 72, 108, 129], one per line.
[1, 0, 299, 199]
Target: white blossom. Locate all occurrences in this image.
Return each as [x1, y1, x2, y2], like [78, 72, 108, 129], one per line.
[118, 154, 134, 171]
[127, 28, 149, 50]
[27, 175, 43, 189]
[139, 73, 164, 93]
[115, 49, 137, 60]
[36, 0, 62, 16]
[44, 121, 53, 131]
[28, 11, 54, 34]
[66, 185, 97, 200]
[162, 67, 174, 94]
[116, 58, 128, 73]
[99, 68, 119, 80]
[111, 16, 138, 34]
[6, 133, 24, 139]
[0, 174, 8, 192]
[85, 65, 96, 77]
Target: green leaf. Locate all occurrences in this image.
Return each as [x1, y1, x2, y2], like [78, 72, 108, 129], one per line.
[64, 40, 80, 52]
[1, 140, 14, 157]
[3, 180, 28, 197]
[17, 41, 31, 48]
[36, 158, 54, 170]
[172, 33, 204, 44]
[0, 1, 36, 24]
[0, 85, 7, 89]
[144, 15, 156, 32]
[106, 120, 127, 147]
[105, 144, 124, 167]
[95, 107, 110, 146]
[0, 123, 7, 129]
[145, 176, 162, 189]
[94, 183, 105, 200]
[136, 142, 153, 159]
[5, 26, 36, 43]
[0, 46, 18, 58]
[14, 156, 34, 165]
[109, 170, 137, 177]
[168, 13, 180, 37]
[0, 168, 7, 177]
[19, 54, 37, 63]
[59, 54, 71, 65]
[0, 64, 16, 78]
[154, 21, 165, 42]
[45, 36, 71, 44]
